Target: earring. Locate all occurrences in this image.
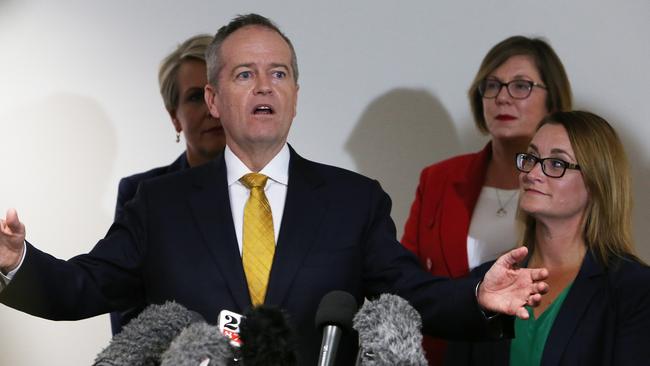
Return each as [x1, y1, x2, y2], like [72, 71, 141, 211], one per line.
[175, 132, 180, 143]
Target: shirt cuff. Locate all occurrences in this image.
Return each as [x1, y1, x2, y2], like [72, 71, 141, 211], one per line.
[475, 280, 499, 320]
[0, 241, 27, 290]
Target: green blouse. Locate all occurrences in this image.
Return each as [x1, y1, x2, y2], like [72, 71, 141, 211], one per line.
[509, 282, 574, 366]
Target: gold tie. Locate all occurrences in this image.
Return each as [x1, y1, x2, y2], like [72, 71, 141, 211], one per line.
[240, 173, 275, 306]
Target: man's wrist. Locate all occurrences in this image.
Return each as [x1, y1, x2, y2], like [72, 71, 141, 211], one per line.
[475, 280, 499, 319]
[1, 241, 27, 280]
[1, 253, 22, 275]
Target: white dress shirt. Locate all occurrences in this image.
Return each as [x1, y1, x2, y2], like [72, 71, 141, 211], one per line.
[225, 144, 289, 256]
[0, 244, 25, 287]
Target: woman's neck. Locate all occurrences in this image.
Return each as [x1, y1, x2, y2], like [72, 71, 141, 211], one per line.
[528, 217, 587, 317]
[529, 217, 587, 271]
[485, 137, 529, 189]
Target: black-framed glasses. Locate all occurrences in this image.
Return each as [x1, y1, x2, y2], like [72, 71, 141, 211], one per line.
[515, 153, 580, 178]
[478, 78, 547, 99]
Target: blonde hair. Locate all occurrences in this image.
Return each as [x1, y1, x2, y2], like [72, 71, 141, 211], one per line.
[520, 111, 641, 267]
[468, 36, 573, 134]
[158, 34, 213, 111]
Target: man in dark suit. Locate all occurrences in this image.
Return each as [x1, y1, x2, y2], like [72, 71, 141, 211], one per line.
[0, 14, 548, 365]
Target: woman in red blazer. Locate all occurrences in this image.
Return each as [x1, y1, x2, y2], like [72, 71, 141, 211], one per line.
[402, 36, 573, 365]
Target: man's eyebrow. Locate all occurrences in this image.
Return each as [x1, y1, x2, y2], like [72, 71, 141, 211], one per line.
[269, 63, 290, 70]
[232, 63, 254, 70]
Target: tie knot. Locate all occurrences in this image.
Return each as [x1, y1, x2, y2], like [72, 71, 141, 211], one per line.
[240, 173, 268, 189]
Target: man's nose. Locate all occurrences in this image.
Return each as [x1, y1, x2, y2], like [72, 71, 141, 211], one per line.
[254, 74, 272, 95]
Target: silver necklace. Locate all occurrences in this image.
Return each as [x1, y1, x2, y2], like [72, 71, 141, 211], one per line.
[495, 188, 518, 217]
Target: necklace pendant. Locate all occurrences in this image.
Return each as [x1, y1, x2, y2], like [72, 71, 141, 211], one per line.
[496, 208, 507, 217]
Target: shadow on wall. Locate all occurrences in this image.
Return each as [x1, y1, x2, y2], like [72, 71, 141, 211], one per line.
[0, 93, 117, 238]
[345, 88, 461, 238]
[0, 93, 116, 364]
[0, 0, 15, 8]
[0, 0, 18, 20]
[616, 128, 650, 263]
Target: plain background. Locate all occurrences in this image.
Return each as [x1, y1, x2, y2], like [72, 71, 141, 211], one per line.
[0, 0, 648, 364]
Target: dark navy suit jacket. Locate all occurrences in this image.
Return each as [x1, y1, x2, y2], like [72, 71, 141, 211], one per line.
[110, 153, 189, 334]
[1, 147, 504, 365]
[445, 251, 650, 366]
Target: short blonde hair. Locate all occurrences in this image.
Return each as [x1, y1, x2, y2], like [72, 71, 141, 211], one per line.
[158, 34, 213, 111]
[520, 111, 641, 267]
[468, 36, 573, 134]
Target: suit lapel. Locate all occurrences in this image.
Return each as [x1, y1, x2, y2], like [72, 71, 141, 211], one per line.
[265, 147, 327, 306]
[188, 156, 251, 311]
[541, 252, 604, 365]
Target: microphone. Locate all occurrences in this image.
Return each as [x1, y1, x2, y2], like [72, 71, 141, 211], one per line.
[93, 301, 204, 366]
[218, 309, 245, 347]
[160, 322, 234, 366]
[238, 305, 298, 366]
[352, 293, 427, 366]
[315, 290, 358, 366]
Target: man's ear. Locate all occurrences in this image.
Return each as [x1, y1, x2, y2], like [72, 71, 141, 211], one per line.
[292, 83, 299, 118]
[204, 84, 220, 118]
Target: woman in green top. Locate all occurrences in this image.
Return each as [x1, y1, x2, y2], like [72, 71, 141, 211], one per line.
[446, 110, 650, 365]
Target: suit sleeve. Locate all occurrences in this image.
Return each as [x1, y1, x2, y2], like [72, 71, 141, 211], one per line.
[613, 263, 650, 364]
[0, 182, 150, 320]
[114, 177, 139, 221]
[363, 180, 509, 340]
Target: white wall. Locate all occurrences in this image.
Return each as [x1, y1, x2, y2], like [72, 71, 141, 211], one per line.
[0, 0, 648, 364]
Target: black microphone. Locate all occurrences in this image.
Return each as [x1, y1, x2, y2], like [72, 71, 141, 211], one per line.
[352, 293, 427, 366]
[93, 301, 204, 366]
[315, 291, 358, 366]
[238, 305, 298, 366]
[160, 322, 234, 366]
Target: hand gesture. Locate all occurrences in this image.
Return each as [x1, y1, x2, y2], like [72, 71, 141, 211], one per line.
[0, 208, 26, 273]
[478, 246, 549, 319]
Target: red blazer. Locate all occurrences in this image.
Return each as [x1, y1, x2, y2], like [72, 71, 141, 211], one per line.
[402, 143, 491, 365]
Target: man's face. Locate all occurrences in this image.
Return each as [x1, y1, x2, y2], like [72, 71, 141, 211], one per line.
[205, 25, 299, 157]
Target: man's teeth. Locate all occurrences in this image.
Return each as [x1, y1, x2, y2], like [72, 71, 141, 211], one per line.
[255, 106, 272, 113]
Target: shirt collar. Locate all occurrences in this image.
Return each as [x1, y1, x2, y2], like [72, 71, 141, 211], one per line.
[225, 144, 290, 187]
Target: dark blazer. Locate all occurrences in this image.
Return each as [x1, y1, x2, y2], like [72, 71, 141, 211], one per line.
[110, 153, 189, 334]
[114, 153, 189, 221]
[445, 251, 650, 366]
[402, 143, 492, 365]
[1, 147, 503, 365]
